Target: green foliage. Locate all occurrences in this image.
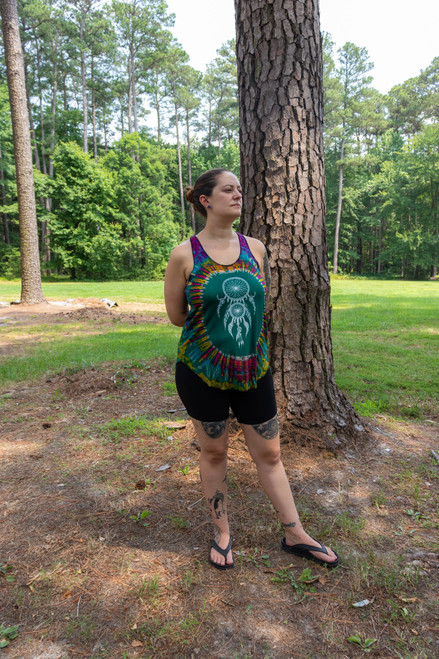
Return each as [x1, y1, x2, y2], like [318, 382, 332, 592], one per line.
[0, 624, 19, 648]
[347, 634, 377, 652]
[103, 133, 179, 278]
[0, 245, 20, 279]
[272, 566, 319, 602]
[49, 142, 120, 279]
[47, 137, 179, 280]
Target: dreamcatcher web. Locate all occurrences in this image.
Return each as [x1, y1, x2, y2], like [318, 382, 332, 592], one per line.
[217, 277, 256, 347]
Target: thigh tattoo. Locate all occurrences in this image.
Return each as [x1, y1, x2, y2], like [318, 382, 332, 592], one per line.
[201, 420, 227, 438]
[251, 415, 279, 440]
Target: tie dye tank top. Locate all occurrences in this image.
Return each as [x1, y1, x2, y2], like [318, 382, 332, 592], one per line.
[177, 233, 269, 391]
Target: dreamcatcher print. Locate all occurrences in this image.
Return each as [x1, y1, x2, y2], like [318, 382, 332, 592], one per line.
[217, 276, 256, 347]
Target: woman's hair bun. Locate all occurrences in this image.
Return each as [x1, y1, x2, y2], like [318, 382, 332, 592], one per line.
[185, 169, 228, 218]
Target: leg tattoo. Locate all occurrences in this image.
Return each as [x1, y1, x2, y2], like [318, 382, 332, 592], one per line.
[208, 490, 226, 519]
[283, 522, 297, 528]
[214, 524, 222, 544]
[201, 420, 227, 438]
[252, 415, 279, 440]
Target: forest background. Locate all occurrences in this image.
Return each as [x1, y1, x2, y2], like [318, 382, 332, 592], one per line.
[0, 0, 438, 282]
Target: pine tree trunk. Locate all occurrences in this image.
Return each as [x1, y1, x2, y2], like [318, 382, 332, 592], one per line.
[127, 56, 133, 134]
[23, 59, 41, 171]
[132, 67, 138, 133]
[174, 101, 185, 237]
[186, 110, 195, 233]
[91, 58, 97, 162]
[1, 0, 46, 303]
[155, 88, 161, 141]
[80, 19, 88, 153]
[333, 134, 345, 274]
[377, 219, 382, 273]
[235, 0, 362, 444]
[35, 42, 48, 175]
[0, 149, 10, 244]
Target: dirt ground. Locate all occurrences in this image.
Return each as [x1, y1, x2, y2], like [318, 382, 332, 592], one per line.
[1, 302, 438, 659]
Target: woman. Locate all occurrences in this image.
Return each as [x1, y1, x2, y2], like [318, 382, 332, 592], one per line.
[164, 168, 338, 570]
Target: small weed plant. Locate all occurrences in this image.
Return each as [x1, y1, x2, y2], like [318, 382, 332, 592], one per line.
[0, 624, 19, 648]
[272, 566, 319, 602]
[347, 634, 377, 652]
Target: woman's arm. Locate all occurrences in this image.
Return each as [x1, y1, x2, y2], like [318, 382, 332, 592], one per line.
[246, 236, 271, 291]
[164, 242, 192, 327]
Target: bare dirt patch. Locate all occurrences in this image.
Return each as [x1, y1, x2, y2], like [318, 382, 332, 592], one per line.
[0, 299, 167, 358]
[1, 303, 439, 658]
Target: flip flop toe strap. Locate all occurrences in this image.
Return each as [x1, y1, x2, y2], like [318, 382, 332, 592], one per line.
[211, 538, 232, 559]
[290, 541, 329, 555]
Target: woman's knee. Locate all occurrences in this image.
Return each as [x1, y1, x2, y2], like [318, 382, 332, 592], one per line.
[200, 443, 229, 464]
[194, 419, 229, 463]
[253, 446, 281, 468]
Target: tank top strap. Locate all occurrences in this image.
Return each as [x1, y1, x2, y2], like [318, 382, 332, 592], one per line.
[190, 234, 208, 267]
[237, 233, 259, 267]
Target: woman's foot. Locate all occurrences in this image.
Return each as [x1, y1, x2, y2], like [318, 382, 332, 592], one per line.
[209, 533, 234, 569]
[282, 527, 338, 567]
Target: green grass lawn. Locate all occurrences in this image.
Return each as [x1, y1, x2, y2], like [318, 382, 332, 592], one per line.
[0, 278, 165, 304]
[1, 277, 438, 419]
[331, 279, 439, 418]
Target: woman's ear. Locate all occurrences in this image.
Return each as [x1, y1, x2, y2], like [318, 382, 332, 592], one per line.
[199, 195, 210, 209]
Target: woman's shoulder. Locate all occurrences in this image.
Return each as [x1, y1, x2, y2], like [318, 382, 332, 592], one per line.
[242, 235, 266, 259]
[169, 239, 193, 262]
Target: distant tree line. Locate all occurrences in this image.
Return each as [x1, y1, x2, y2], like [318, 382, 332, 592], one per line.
[0, 0, 437, 280]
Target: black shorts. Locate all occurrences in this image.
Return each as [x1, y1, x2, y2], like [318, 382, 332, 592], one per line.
[175, 361, 277, 425]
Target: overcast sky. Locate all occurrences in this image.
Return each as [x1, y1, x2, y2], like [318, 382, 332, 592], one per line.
[165, 0, 439, 93]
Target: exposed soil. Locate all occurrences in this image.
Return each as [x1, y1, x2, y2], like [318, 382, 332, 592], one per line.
[1, 302, 438, 658]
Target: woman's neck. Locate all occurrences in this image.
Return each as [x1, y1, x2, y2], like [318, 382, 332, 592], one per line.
[199, 218, 236, 242]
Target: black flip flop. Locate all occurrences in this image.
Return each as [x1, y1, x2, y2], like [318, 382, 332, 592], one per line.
[209, 538, 234, 570]
[281, 537, 339, 568]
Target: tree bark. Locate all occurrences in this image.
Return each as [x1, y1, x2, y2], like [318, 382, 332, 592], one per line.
[127, 56, 133, 134]
[132, 59, 138, 133]
[23, 58, 41, 171]
[333, 133, 345, 274]
[154, 85, 161, 141]
[91, 56, 97, 162]
[80, 18, 88, 153]
[186, 109, 195, 233]
[174, 101, 185, 237]
[0, 147, 10, 244]
[235, 0, 362, 445]
[1, 0, 46, 303]
[35, 39, 47, 175]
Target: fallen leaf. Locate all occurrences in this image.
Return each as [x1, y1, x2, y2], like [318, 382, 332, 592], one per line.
[165, 422, 187, 429]
[398, 596, 420, 603]
[131, 640, 143, 647]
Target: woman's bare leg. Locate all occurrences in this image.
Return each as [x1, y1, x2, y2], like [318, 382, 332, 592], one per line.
[192, 418, 233, 567]
[240, 416, 337, 563]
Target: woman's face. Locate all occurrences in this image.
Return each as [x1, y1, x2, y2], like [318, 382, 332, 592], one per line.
[205, 172, 242, 219]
